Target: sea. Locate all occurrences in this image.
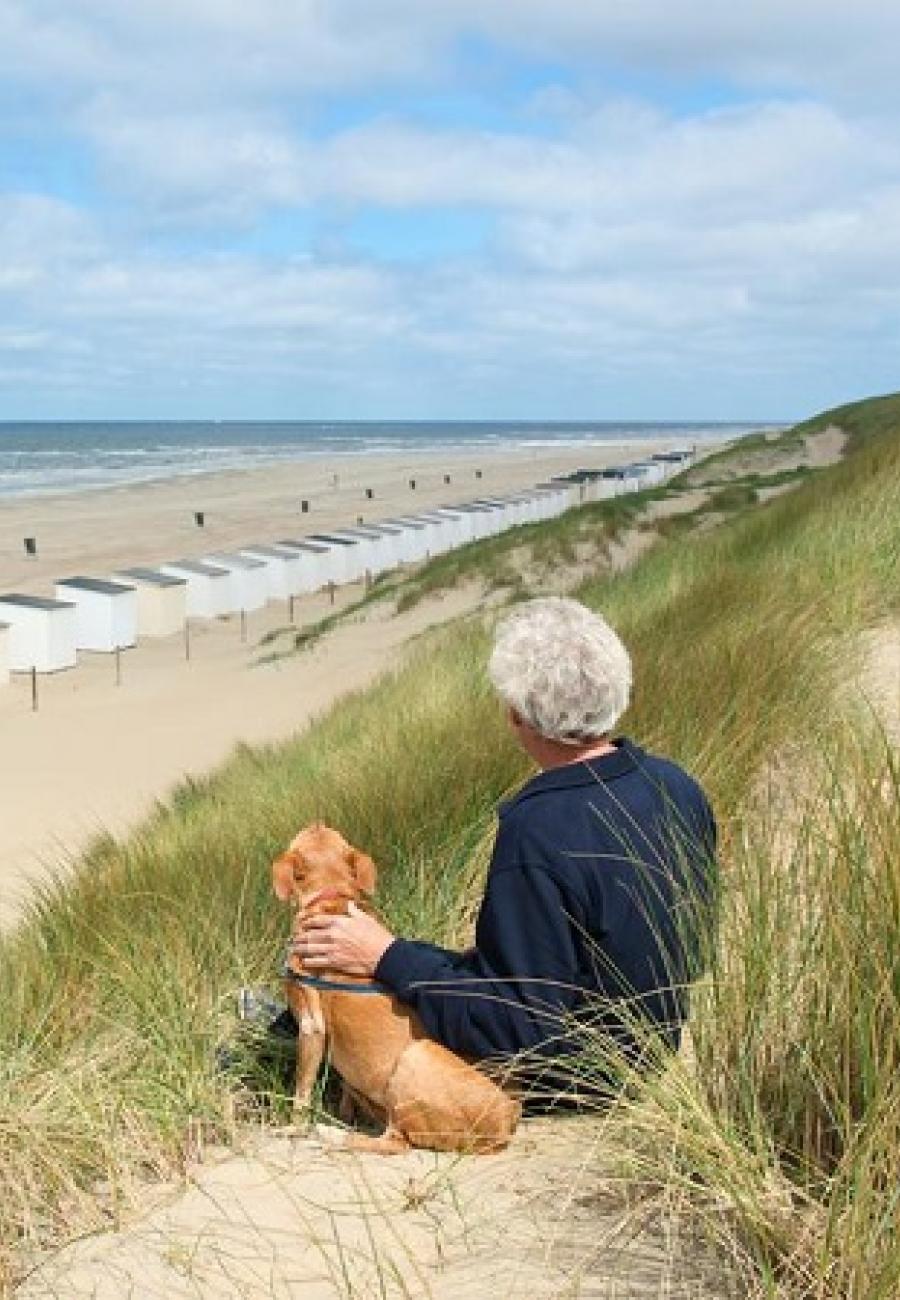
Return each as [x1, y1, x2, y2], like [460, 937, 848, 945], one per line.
[0, 420, 769, 501]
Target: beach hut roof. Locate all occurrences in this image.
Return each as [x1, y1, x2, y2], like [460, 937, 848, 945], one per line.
[308, 533, 360, 547]
[57, 576, 135, 596]
[278, 538, 331, 553]
[117, 567, 186, 587]
[241, 544, 296, 559]
[0, 593, 76, 610]
[166, 559, 230, 576]
[209, 552, 266, 569]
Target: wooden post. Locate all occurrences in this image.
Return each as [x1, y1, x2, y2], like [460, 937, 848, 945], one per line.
[240, 609, 247, 643]
[365, 569, 372, 591]
[289, 594, 296, 623]
[115, 646, 122, 686]
[184, 619, 191, 661]
[328, 581, 336, 606]
[31, 666, 38, 712]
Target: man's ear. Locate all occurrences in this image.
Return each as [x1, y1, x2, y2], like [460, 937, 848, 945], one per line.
[349, 849, 377, 895]
[272, 852, 299, 903]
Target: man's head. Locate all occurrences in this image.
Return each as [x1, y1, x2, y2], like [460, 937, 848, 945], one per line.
[488, 597, 631, 750]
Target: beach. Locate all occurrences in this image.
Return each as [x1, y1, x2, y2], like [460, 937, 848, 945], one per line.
[0, 437, 701, 927]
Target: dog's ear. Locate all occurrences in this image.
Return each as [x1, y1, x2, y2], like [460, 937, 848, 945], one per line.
[272, 851, 300, 903]
[349, 848, 377, 895]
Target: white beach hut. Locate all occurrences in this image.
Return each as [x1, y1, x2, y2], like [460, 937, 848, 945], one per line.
[392, 516, 439, 560]
[308, 534, 367, 584]
[55, 577, 137, 653]
[366, 522, 407, 569]
[432, 507, 469, 549]
[239, 545, 303, 601]
[0, 594, 77, 672]
[160, 560, 233, 618]
[385, 518, 429, 564]
[332, 527, 390, 577]
[115, 567, 187, 639]
[456, 503, 492, 541]
[276, 539, 335, 592]
[0, 623, 9, 687]
[205, 553, 268, 612]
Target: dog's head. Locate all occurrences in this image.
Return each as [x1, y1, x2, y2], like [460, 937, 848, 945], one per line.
[272, 822, 377, 907]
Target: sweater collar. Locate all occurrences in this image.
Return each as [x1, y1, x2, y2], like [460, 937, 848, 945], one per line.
[499, 738, 641, 816]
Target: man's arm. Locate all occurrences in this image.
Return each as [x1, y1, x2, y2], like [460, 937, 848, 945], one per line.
[375, 852, 587, 1062]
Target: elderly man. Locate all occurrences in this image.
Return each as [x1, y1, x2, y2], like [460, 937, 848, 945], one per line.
[293, 597, 716, 1093]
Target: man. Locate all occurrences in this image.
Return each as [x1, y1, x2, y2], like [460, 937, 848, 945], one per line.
[293, 597, 716, 1097]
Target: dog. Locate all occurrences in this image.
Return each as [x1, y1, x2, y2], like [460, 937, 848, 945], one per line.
[272, 823, 520, 1154]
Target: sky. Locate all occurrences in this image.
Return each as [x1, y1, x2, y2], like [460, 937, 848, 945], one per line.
[1, 1, 900, 422]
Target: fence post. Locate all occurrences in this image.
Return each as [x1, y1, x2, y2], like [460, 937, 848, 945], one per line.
[31, 665, 38, 712]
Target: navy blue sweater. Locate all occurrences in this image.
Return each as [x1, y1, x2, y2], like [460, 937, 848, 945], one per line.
[375, 739, 716, 1070]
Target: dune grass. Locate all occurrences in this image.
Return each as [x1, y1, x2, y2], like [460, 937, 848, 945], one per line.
[0, 394, 898, 1294]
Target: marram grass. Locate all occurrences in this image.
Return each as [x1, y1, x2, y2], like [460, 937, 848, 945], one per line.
[0, 394, 898, 1295]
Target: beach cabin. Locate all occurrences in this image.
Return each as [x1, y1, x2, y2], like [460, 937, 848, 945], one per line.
[331, 527, 390, 577]
[204, 553, 268, 613]
[391, 516, 439, 560]
[160, 560, 233, 618]
[238, 545, 303, 601]
[0, 623, 9, 686]
[308, 534, 367, 584]
[366, 522, 407, 569]
[276, 539, 335, 592]
[430, 507, 468, 550]
[55, 577, 137, 653]
[0, 594, 77, 672]
[115, 567, 187, 639]
[386, 517, 431, 564]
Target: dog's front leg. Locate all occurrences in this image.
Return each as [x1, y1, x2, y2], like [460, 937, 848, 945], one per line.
[294, 1027, 326, 1122]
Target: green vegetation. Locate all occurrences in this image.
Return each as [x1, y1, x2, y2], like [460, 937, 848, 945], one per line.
[0, 393, 898, 1294]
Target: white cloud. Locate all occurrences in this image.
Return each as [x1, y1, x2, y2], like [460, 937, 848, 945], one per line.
[2, 2, 900, 415]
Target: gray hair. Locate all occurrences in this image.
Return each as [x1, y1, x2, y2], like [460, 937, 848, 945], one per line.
[488, 597, 631, 743]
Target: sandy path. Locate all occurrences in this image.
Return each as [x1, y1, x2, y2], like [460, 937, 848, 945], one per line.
[19, 1121, 731, 1299]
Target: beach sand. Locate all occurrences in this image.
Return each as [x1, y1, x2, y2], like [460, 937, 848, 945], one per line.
[0, 438, 701, 926]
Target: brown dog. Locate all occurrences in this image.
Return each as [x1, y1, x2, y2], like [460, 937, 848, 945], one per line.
[272, 823, 520, 1154]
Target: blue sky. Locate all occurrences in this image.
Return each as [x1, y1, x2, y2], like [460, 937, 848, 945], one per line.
[1, 1, 899, 421]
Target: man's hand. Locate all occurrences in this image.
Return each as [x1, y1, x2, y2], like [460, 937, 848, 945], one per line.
[294, 903, 396, 977]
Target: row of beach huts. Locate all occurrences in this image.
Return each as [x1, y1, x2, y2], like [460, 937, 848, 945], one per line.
[0, 452, 693, 684]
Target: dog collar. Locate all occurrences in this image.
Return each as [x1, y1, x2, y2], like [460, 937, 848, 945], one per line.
[282, 964, 387, 995]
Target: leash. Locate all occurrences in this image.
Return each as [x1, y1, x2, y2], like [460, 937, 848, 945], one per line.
[282, 950, 388, 995]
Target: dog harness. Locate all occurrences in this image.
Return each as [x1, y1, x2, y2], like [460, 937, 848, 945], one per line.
[282, 952, 388, 996]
